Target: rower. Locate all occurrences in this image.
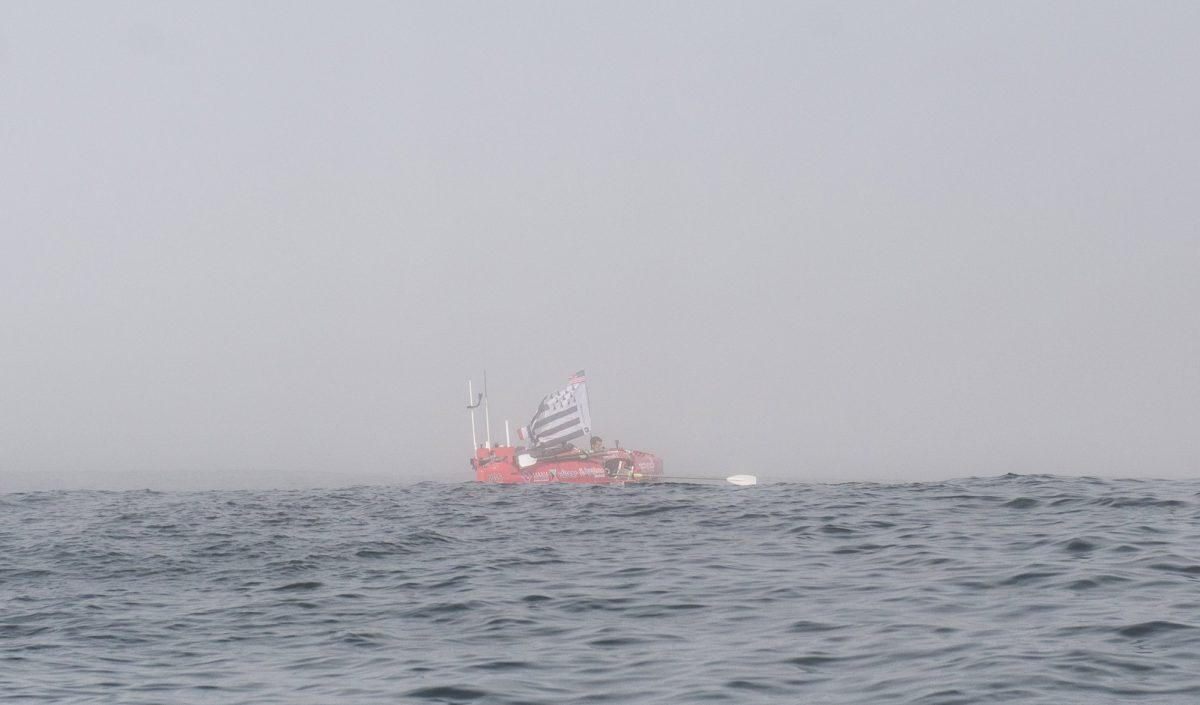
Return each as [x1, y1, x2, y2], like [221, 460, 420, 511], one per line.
[592, 437, 624, 477]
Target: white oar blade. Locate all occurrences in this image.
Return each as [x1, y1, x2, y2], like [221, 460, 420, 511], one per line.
[725, 474, 757, 486]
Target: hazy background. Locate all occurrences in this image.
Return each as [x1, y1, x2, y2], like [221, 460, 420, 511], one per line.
[2, 1, 1197, 491]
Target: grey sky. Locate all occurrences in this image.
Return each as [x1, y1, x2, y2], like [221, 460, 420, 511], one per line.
[2, 1, 1197, 490]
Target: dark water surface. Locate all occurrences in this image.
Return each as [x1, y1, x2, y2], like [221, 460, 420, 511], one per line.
[4, 475, 1200, 704]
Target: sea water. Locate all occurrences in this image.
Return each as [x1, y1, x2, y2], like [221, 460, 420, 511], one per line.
[3, 475, 1200, 704]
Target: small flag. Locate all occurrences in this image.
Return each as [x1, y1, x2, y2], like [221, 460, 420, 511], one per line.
[568, 370, 586, 385]
[517, 426, 529, 441]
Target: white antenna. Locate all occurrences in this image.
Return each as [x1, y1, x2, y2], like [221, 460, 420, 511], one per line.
[505, 420, 511, 447]
[467, 380, 479, 450]
[483, 370, 493, 447]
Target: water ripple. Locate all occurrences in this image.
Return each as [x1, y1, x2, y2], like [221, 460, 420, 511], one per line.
[4, 475, 1200, 703]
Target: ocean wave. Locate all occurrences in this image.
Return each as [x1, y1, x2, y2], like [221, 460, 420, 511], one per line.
[4, 475, 1200, 703]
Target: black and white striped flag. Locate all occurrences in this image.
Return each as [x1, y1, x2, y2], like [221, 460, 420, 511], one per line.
[528, 373, 591, 449]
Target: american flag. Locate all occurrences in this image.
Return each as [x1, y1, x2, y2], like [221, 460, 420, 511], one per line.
[568, 370, 586, 385]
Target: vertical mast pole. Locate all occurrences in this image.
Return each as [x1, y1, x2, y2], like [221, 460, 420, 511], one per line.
[483, 370, 493, 447]
[468, 380, 478, 450]
[505, 420, 511, 447]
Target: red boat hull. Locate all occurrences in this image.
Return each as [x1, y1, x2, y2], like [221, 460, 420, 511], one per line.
[473, 446, 663, 485]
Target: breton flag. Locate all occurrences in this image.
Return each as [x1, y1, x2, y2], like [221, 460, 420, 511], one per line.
[528, 372, 591, 449]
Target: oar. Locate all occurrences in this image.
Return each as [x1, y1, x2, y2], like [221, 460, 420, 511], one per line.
[642, 474, 757, 486]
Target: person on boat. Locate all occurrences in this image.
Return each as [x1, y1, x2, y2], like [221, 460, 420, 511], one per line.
[591, 437, 626, 477]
